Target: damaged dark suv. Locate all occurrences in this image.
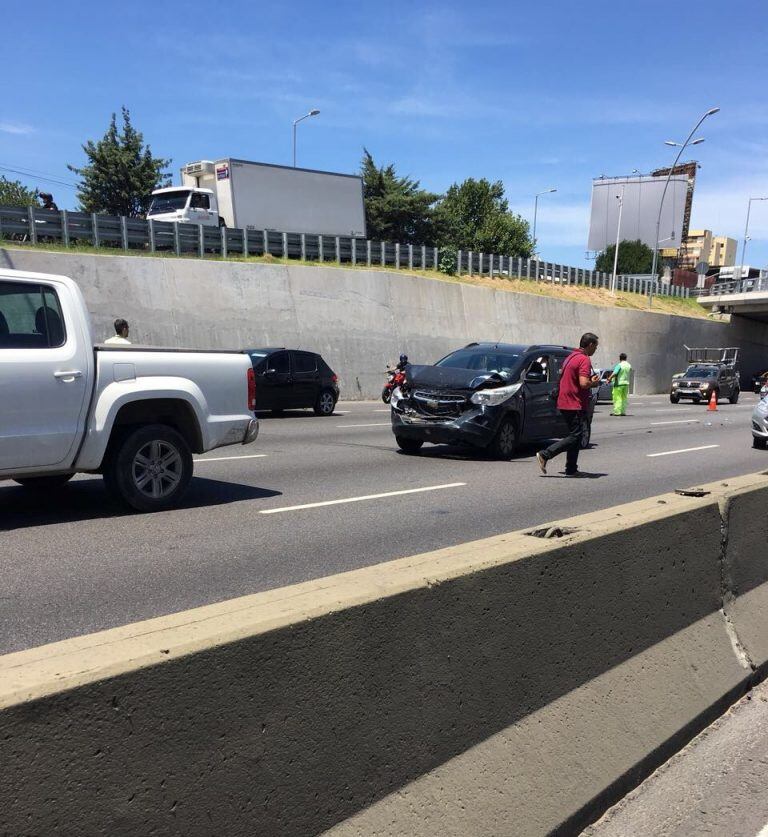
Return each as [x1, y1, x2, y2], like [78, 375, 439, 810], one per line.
[390, 342, 596, 458]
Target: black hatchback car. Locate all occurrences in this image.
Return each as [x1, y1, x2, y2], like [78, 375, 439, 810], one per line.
[247, 348, 340, 415]
[390, 342, 596, 458]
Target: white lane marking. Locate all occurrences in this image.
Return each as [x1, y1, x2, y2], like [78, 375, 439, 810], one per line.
[259, 483, 466, 514]
[754, 822, 768, 837]
[194, 454, 268, 463]
[336, 422, 391, 428]
[374, 408, 392, 412]
[647, 444, 719, 458]
[650, 419, 701, 426]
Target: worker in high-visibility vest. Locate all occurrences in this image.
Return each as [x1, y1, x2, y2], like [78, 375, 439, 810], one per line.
[608, 353, 632, 416]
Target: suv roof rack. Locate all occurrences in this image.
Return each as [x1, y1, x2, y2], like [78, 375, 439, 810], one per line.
[684, 346, 739, 367]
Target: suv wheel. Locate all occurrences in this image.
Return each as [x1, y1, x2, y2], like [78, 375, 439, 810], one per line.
[396, 436, 423, 454]
[313, 389, 336, 416]
[104, 424, 193, 512]
[670, 393, 680, 404]
[489, 417, 518, 460]
[753, 437, 767, 450]
[729, 387, 740, 404]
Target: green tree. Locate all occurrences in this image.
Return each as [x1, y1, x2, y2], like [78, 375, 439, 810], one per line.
[595, 239, 655, 275]
[435, 178, 532, 257]
[361, 149, 441, 243]
[0, 176, 38, 206]
[68, 107, 171, 217]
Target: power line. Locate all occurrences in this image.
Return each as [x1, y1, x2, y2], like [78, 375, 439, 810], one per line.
[0, 163, 77, 189]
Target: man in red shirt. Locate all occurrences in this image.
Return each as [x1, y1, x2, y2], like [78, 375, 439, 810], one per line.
[536, 332, 601, 477]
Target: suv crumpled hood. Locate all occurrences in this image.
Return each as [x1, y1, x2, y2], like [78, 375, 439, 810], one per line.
[406, 364, 510, 391]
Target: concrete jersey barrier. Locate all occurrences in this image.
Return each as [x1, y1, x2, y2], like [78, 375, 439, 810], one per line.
[1, 473, 768, 835]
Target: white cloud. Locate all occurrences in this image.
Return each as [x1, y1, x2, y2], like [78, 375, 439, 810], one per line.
[0, 121, 34, 135]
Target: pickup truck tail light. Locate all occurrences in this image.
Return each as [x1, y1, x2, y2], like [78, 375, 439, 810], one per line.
[247, 368, 256, 411]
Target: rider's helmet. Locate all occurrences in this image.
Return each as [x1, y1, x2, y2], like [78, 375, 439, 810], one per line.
[399, 353, 408, 365]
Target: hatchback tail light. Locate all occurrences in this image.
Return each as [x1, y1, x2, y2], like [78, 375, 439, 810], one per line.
[247, 367, 256, 411]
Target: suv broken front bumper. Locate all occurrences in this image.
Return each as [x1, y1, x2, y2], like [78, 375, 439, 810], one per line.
[391, 403, 501, 448]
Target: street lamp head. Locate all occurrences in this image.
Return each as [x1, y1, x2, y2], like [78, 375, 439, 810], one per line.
[547, 187, 557, 193]
[664, 140, 679, 146]
[706, 107, 720, 116]
[690, 137, 706, 145]
[309, 109, 320, 117]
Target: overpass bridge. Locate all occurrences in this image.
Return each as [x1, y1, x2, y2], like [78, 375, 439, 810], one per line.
[696, 276, 768, 323]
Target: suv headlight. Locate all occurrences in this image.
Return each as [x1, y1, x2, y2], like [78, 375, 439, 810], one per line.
[672, 381, 679, 388]
[470, 382, 522, 406]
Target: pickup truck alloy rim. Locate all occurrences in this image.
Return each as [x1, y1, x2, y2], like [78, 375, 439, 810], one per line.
[132, 440, 183, 499]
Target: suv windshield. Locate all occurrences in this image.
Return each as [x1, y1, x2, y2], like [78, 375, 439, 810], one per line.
[686, 366, 718, 379]
[436, 348, 520, 374]
[148, 190, 191, 215]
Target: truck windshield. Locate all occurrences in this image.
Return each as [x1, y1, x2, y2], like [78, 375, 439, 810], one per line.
[686, 366, 718, 378]
[436, 349, 520, 374]
[148, 190, 191, 215]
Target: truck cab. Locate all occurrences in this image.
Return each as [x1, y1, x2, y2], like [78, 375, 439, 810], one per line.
[147, 186, 221, 227]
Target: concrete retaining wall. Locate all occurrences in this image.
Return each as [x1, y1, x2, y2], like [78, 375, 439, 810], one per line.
[2, 473, 768, 836]
[2, 247, 767, 398]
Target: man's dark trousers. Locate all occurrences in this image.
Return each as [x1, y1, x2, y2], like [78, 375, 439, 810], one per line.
[540, 410, 586, 474]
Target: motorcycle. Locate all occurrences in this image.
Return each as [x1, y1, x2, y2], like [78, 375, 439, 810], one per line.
[382, 367, 406, 403]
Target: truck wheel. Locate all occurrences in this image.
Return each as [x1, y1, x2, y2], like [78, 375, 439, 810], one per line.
[104, 424, 193, 512]
[14, 474, 74, 490]
[313, 389, 336, 416]
[729, 387, 740, 404]
[488, 417, 518, 460]
[395, 436, 423, 454]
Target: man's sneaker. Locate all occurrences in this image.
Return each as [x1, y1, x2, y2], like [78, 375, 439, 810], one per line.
[536, 452, 547, 474]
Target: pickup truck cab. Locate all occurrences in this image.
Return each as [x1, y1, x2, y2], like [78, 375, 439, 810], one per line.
[0, 268, 258, 511]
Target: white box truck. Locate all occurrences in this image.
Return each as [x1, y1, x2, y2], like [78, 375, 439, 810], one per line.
[148, 159, 366, 237]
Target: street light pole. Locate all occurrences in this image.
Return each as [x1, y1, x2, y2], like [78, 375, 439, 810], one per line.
[532, 188, 556, 258]
[739, 196, 768, 288]
[610, 186, 625, 296]
[649, 107, 719, 307]
[292, 109, 321, 168]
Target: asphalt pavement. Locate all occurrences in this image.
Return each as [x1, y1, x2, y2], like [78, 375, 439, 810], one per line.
[1, 393, 765, 654]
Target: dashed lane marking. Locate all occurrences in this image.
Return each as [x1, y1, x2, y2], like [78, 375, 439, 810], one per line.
[259, 483, 467, 514]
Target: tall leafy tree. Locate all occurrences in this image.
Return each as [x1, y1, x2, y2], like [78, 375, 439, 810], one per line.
[68, 107, 171, 217]
[435, 178, 532, 257]
[595, 239, 654, 275]
[361, 149, 441, 243]
[0, 176, 38, 206]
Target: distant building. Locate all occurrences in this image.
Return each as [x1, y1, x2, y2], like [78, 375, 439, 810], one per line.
[709, 235, 737, 267]
[680, 229, 712, 271]
[679, 229, 737, 271]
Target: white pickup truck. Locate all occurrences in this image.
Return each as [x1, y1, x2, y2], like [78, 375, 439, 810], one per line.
[0, 268, 259, 511]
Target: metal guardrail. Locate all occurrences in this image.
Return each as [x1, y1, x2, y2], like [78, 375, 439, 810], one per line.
[693, 276, 768, 298]
[0, 204, 690, 299]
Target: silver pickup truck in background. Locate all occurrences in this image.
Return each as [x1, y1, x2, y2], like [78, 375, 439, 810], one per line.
[0, 268, 259, 511]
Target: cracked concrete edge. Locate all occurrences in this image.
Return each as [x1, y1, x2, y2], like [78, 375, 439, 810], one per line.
[1, 471, 767, 711]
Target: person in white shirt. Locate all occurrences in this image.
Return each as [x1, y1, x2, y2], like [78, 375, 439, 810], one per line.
[104, 318, 131, 344]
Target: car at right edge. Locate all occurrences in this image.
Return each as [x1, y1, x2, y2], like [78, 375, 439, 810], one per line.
[752, 397, 768, 449]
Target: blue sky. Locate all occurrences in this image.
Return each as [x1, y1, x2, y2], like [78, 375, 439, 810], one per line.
[3, 0, 768, 268]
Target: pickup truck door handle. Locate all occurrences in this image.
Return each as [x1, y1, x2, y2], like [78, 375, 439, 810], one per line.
[54, 370, 83, 381]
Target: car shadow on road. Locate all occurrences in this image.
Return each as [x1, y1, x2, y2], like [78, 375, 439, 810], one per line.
[0, 477, 282, 531]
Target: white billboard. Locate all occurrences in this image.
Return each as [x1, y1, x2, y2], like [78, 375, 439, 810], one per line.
[588, 175, 689, 252]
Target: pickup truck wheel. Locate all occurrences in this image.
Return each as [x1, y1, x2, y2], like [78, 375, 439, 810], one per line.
[313, 389, 336, 416]
[489, 417, 518, 460]
[14, 474, 74, 490]
[105, 424, 193, 512]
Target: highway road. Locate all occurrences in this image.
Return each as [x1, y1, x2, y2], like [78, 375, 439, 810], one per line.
[1, 393, 766, 654]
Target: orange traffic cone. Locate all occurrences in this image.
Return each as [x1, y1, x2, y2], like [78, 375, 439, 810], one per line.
[707, 389, 718, 411]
